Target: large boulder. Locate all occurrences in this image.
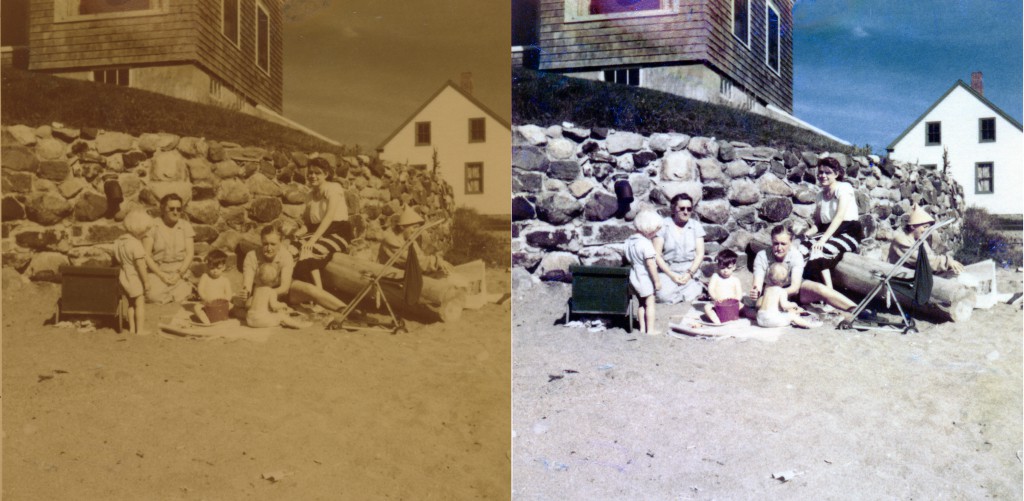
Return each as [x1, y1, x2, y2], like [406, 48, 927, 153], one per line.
[717, 140, 736, 162]
[686, 136, 719, 158]
[213, 159, 244, 178]
[246, 172, 283, 197]
[186, 157, 215, 182]
[661, 150, 699, 182]
[547, 160, 581, 181]
[24, 252, 69, 282]
[649, 132, 689, 153]
[536, 251, 580, 282]
[177, 137, 209, 158]
[38, 160, 70, 181]
[248, 196, 282, 222]
[578, 246, 625, 267]
[151, 150, 188, 181]
[95, 131, 134, 154]
[695, 199, 731, 225]
[535, 192, 582, 225]
[14, 225, 69, 251]
[605, 131, 644, 154]
[546, 138, 576, 160]
[512, 196, 535, 221]
[74, 190, 108, 222]
[649, 181, 701, 206]
[36, 138, 66, 160]
[722, 158, 751, 178]
[217, 178, 251, 206]
[568, 178, 597, 198]
[25, 192, 72, 225]
[68, 246, 114, 267]
[3, 170, 33, 193]
[2, 196, 26, 221]
[515, 125, 548, 146]
[7, 125, 38, 145]
[58, 177, 90, 199]
[512, 145, 547, 172]
[757, 173, 794, 197]
[185, 199, 222, 225]
[580, 221, 634, 246]
[728, 179, 761, 206]
[759, 197, 793, 222]
[2, 145, 38, 172]
[524, 226, 577, 251]
[697, 156, 724, 182]
[584, 190, 618, 222]
[138, 133, 162, 153]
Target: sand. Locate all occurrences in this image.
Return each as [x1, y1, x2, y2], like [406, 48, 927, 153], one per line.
[512, 268, 1023, 499]
[3, 268, 511, 499]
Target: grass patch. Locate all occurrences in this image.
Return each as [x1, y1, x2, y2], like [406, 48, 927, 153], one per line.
[513, 67, 865, 155]
[1, 68, 357, 155]
[954, 207, 1023, 268]
[445, 208, 510, 268]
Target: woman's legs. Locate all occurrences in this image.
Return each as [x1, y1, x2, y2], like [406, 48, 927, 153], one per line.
[289, 280, 346, 311]
[800, 280, 856, 312]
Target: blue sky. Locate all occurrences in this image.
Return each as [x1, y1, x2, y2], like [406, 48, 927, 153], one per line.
[792, 0, 1023, 154]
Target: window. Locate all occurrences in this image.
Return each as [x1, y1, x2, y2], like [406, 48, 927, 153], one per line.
[925, 121, 941, 145]
[79, 0, 150, 15]
[564, 0, 674, 22]
[604, 68, 640, 86]
[465, 163, 484, 194]
[255, 1, 270, 74]
[979, 118, 996, 142]
[719, 77, 733, 96]
[732, 0, 749, 46]
[921, 164, 937, 171]
[765, 1, 780, 74]
[469, 118, 486, 143]
[55, 0, 165, 21]
[222, 0, 239, 46]
[975, 162, 993, 194]
[415, 122, 431, 146]
[94, 68, 129, 86]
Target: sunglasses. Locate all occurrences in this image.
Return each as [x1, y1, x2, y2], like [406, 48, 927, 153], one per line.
[674, 206, 693, 213]
[166, 206, 183, 213]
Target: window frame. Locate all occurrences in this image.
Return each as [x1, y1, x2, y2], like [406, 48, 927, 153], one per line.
[732, 0, 750, 48]
[979, 117, 996, 143]
[563, 0, 677, 23]
[254, 0, 271, 75]
[468, 118, 486, 143]
[465, 162, 484, 195]
[415, 122, 432, 146]
[603, 67, 641, 86]
[925, 121, 942, 146]
[93, 67, 130, 86]
[764, 0, 781, 76]
[975, 162, 993, 194]
[221, 0, 240, 48]
[54, 0, 167, 23]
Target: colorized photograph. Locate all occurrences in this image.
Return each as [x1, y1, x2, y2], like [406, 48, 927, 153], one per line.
[1, 0, 511, 498]
[511, 0, 1022, 498]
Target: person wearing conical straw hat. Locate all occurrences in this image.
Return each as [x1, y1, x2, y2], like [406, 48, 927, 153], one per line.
[887, 205, 965, 275]
[378, 206, 454, 276]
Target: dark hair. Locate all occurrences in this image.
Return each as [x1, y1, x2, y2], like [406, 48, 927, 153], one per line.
[770, 224, 793, 239]
[307, 162, 335, 181]
[160, 193, 184, 208]
[816, 157, 845, 181]
[205, 249, 228, 268]
[260, 224, 282, 239]
[669, 193, 695, 207]
[716, 249, 737, 268]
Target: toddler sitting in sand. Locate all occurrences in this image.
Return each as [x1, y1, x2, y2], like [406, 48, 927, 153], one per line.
[757, 263, 823, 329]
[195, 250, 232, 325]
[246, 263, 311, 329]
[704, 249, 744, 324]
[625, 210, 663, 335]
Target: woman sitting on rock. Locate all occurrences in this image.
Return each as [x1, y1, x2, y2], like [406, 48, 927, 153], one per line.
[144, 194, 195, 304]
[293, 162, 352, 290]
[653, 193, 705, 304]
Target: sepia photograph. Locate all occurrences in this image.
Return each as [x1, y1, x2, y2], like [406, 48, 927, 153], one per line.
[510, 0, 1022, 498]
[1, 0, 511, 498]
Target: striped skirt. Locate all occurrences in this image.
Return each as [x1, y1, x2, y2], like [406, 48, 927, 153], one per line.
[293, 220, 352, 283]
[799, 220, 863, 282]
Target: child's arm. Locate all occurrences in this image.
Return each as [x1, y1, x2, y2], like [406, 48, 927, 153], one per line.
[644, 257, 661, 291]
[269, 295, 287, 312]
[779, 295, 802, 312]
[707, 275, 722, 301]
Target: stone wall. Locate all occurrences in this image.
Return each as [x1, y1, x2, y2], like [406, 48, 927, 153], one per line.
[1, 123, 455, 281]
[511, 123, 966, 281]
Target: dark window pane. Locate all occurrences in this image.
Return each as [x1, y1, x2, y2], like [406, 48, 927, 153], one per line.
[767, 7, 779, 71]
[590, 0, 660, 15]
[466, 163, 483, 194]
[416, 122, 431, 145]
[79, 0, 150, 15]
[257, 7, 269, 71]
[469, 118, 486, 142]
[980, 118, 996, 142]
[926, 122, 941, 144]
[733, 0, 747, 42]
[223, 0, 238, 42]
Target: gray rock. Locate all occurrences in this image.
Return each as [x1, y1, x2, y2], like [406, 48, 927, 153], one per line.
[859, 214, 876, 239]
[3, 170, 33, 193]
[68, 246, 113, 267]
[248, 196, 283, 222]
[580, 221, 634, 246]
[828, 152, 850, 169]
[53, 126, 80, 142]
[25, 252, 70, 282]
[632, 150, 658, 168]
[703, 223, 729, 242]
[661, 150, 699, 182]
[562, 126, 590, 142]
[606, 131, 645, 154]
[722, 159, 750, 178]
[151, 150, 188, 181]
[855, 190, 871, 215]
[512, 196, 536, 221]
[702, 182, 728, 201]
[757, 173, 794, 197]
[535, 192, 582, 225]
[718, 140, 735, 162]
[548, 160, 581, 181]
[138, 133, 162, 153]
[770, 159, 786, 178]
[801, 151, 820, 167]
[579, 246, 625, 267]
[214, 159, 243, 178]
[687, 136, 719, 158]
[516, 125, 548, 145]
[590, 162, 614, 181]
[590, 127, 609, 139]
[734, 146, 778, 161]
[697, 156, 724, 182]
[759, 197, 793, 222]
[627, 173, 653, 199]
[36, 138, 66, 160]
[750, 161, 770, 178]
[525, 227, 576, 250]
[793, 186, 818, 204]
[584, 190, 618, 222]
[513, 170, 544, 193]
[783, 150, 801, 168]
[176, 137, 208, 159]
[512, 145, 547, 172]
[568, 178, 597, 198]
[728, 179, 761, 205]
[246, 172, 282, 197]
[545, 125, 564, 139]
[7, 125, 37, 145]
[511, 266, 536, 291]
[2, 145, 38, 172]
[537, 252, 580, 282]
[721, 229, 757, 254]
[185, 199, 222, 225]
[13, 226, 71, 251]
[2, 196, 25, 221]
[38, 160, 70, 181]
[217, 178, 251, 206]
[648, 133, 675, 153]
[74, 190, 107, 222]
[26, 192, 72, 225]
[96, 132, 134, 155]
[546, 138, 576, 160]
[696, 199, 731, 224]
[512, 251, 543, 271]
[792, 203, 816, 219]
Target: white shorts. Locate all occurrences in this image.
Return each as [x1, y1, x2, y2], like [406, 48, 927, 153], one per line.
[757, 310, 791, 328]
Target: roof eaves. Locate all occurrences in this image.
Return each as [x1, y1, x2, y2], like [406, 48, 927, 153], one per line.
[376, 81, 512, 151]
[886, 80, 961, 151]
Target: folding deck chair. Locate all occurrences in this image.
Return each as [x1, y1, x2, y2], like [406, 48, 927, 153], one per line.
[327, 219, 439, 334]
[838, 218, 953, 334]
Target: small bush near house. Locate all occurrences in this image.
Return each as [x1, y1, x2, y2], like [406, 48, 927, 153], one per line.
[446, 208, 510, 268]
[954, 207, 1022, 268]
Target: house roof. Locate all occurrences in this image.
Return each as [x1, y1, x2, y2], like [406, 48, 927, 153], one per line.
[886, 80, 1024, 151]
[376, 80, 512, 151]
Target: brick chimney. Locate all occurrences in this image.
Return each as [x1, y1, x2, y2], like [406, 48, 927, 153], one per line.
[971, 71, 984, 96]
[460, 72, 474, 95]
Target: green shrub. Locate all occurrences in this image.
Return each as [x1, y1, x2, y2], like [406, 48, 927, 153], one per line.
[445, 208, 510, 268]
[955, 207, 1022, 267]
[1, 68, 354, 155]
[513, 67, 857, 154]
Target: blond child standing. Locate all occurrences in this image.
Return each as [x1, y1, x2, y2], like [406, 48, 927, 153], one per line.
[246, 263, 311, 329]
[115, 210, 153, 335]
[757, 263, 822, 329]
[195, 250, 232, 324]
[704, 249, 744, 324]
[625, 210, 663, 335]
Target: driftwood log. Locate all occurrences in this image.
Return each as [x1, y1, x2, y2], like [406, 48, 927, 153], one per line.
[833, 253, 976, 323]
[321, 254, 466, 323]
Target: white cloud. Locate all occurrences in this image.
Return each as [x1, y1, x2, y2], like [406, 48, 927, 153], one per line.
[851, 25, 868, 38]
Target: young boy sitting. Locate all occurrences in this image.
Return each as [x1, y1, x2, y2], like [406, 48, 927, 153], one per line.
[756, 263, 822, 329]
[196, 250, 232, 325]
[704, 249, 744, 324]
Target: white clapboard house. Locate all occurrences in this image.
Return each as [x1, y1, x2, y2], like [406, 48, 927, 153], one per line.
[887, 73, 1022, 215]
[377, 78, 512, 216]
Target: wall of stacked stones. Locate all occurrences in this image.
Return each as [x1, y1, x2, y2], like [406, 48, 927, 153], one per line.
[1, 123, 456, 281]
[511, 123, 967, 281]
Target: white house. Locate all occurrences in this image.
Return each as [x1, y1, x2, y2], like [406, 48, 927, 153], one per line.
[887, 74, 1023, 215]
[377, 79, 511, 216]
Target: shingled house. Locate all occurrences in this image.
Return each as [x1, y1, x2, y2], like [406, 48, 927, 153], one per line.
[513, 0, 842, 140]
[0, 0, 320, 135]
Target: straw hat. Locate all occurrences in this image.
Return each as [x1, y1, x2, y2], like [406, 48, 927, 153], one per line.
[908, 205, 936, 226]
[398, 206, 424, 227]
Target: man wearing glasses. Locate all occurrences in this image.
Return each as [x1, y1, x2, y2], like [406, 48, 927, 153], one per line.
[144, 194, 196, 304]
[653, 193, 706, 304]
